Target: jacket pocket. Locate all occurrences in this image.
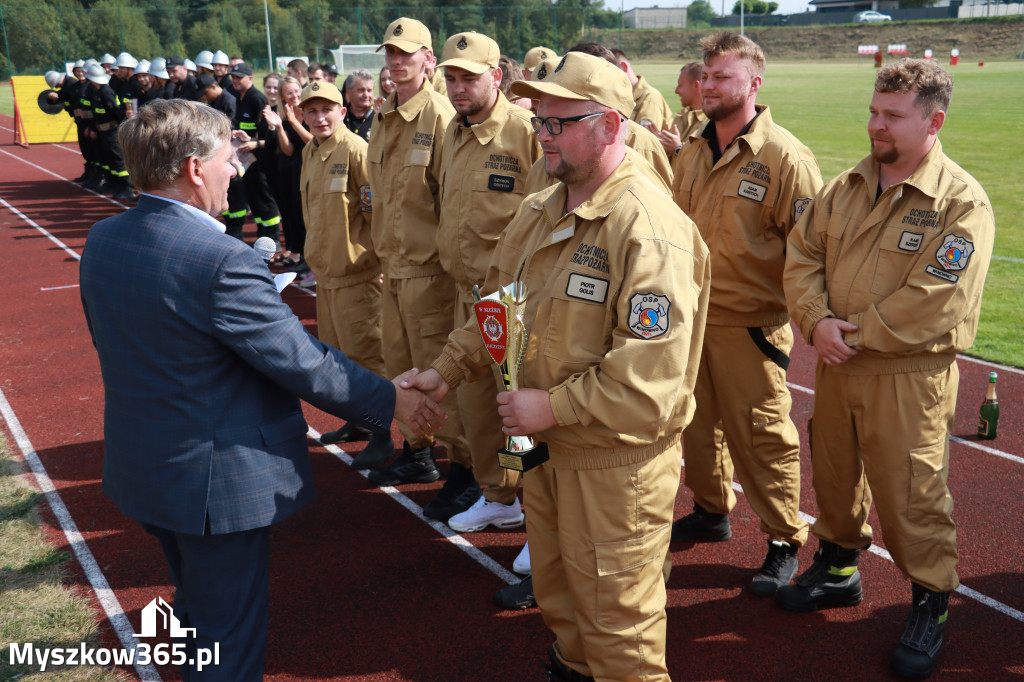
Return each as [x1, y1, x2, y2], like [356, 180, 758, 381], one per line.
[870, 227, 919, 296]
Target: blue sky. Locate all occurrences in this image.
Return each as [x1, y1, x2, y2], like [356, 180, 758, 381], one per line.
[614, 0, 815, 18]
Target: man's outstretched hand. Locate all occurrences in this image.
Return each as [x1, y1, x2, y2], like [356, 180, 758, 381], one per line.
[391, 369, 447, 438]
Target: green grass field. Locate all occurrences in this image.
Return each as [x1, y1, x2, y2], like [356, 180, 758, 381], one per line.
[1, 60, 1021, 365]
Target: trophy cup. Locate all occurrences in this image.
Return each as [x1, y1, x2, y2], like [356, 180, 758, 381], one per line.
[473, 283, 550, 472]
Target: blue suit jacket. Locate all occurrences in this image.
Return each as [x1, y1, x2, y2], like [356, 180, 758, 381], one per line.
[80, 195, 394, 535]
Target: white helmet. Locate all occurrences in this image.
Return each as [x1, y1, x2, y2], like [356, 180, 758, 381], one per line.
[184, 58, 197, 72]
[116, 52, 138, 69]
[135, 59, 151, 76]
[212, 50, 230, 66]
[148, 57, 169, 80]
[100, 52, 116, 65]
[83, 58, 100, 70]
[45, 71, 63, 88]
[85, 63, 111, 85]
[73, 59, 86, 69]
[195, 50, 214, 70]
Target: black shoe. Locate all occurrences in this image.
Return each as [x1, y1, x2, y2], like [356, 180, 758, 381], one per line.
[545, 644, 595, 682]
[73, 171, 88, 182]
[366, 443, 438, 486]
[111, 186, 135, 200]
[671, 502, 732, 543]
[321, 423, 374, 445]
[494, 576, 536, 610]
[890, 583, 949, 680]
[750, 539, 799, 597]
[350, 432, 395, 469]
[422, 463, 481, 521]
[775, 540, 865, 612]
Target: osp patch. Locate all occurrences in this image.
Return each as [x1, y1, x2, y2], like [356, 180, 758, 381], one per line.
[935, 233, 974, 271]
[628, 292, 671, 339]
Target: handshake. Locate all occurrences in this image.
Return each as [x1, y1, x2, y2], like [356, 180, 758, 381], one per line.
[390, 368, 451, 439]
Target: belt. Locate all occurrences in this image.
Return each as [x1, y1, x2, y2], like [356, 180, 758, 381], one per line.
[95, 121, 118, 132]
[747, 327, 790, 371]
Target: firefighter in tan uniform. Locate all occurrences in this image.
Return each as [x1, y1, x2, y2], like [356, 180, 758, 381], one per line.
[652, 61, 707, 158]
[425, 32, 543, 527]
[297, 81, 394, 468]
[404, 52, 710, 682]
[365, 18, 469, 488]
[612, 48, 673, 131]
[670, 32, 821, 596]
[779, 59, 994, 680]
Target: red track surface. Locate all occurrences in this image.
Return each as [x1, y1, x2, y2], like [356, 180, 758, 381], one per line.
[1, 118, 1022, 681]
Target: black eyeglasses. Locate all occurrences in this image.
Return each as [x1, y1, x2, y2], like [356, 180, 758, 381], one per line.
[530, 112, 604, 135]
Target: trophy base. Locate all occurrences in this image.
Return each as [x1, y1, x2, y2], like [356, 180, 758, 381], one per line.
[497, 442, 549, 472]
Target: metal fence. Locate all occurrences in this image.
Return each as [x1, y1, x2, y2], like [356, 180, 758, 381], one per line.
[0, 4, 614, 79]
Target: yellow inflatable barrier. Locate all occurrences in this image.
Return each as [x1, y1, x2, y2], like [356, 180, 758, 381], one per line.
[12, 75, 77, 146]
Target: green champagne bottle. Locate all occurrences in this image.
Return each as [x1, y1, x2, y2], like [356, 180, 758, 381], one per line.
[977, 371, 998, 440]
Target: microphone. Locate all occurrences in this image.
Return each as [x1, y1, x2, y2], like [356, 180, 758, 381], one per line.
[254, 236, 277, 263]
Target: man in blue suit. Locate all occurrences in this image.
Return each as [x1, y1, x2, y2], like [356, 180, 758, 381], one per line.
[80, 99, 445, 680]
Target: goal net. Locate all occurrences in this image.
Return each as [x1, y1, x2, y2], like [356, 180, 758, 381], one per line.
[328, 45, 386, 76]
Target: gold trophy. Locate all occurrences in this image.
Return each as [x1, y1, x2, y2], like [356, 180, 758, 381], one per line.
[473, 283, 550, 472]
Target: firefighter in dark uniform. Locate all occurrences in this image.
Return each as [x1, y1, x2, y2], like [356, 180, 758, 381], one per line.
[167, 56, 200, 100]
[83, 64, 133, 200]
[230, 61, 281, 243]
[46, 70, 87, 181]
[76, 61, 106, 191]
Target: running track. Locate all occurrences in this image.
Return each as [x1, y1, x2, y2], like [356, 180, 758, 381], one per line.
[1, 120, 1022, 681]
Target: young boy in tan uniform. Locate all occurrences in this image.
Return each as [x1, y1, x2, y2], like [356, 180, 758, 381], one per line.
[781, 58, 994, 680]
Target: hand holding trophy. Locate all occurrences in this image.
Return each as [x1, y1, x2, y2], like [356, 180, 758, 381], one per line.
[473, 283, 550, 472]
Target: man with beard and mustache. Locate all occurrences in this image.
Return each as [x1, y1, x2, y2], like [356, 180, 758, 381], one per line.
[670, 32, 822, 597]
[781, 59, 993, 680]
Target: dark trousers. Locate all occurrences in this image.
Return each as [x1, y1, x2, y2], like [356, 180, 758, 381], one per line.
[225, 177, 249, 241]
[141, 522, 270, 681]
[242, 159, 281, 242]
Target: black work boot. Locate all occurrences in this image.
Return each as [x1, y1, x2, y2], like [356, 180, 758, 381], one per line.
[775, 539, 865, 611]
[890, 583, 950, 680]
[366, 442, 438, 486]
[422, 463, 481, 521]
[671, 502, 732, 543]
[349, 432, 396, 469]
[81, 165, 103, 191]
[545, 645, 595, 682]
[750, 539, 800, 597]
[494, 575, 536, 610]
[320, 423, 373, 445]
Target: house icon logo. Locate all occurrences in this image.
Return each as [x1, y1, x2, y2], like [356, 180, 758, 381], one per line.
[133, 597, 197, 638]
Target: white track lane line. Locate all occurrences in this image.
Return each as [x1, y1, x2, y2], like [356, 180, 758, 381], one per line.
[1, 196, 82, 262]
[0, 388, 162, 681]
[0, 147, 131, 208]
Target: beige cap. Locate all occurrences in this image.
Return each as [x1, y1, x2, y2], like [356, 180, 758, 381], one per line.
[524, 46, 558, 71]
[437, 32, 500, 74]
[377, 17, 432, 54]
[299, 80, 344, 108]
[531, 57, 560, 82]
[511, 52, 634, 118]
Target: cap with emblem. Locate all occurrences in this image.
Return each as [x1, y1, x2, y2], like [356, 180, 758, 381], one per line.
[195, 73, 217, 91]
[195, 50, 214, 70]
[166, 56, 186, 68]
[510, 52, 634, 118]
[299, 80, 345, 108]
[148, 57, 169, 80]
[116, 52, 138, 69]
[85, 63, 110, 85]
[376, 17, 432, 54]
[230, 62, 253, 77]
[524, 46, 558, 72]
[212, 50, 230, 66]
[323, 63, 339, 75]
[45, 71, 63, 88]
[532, 57, 560, 82]
[436, 32, 500, 74]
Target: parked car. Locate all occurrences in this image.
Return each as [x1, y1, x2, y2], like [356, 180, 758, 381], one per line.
[855, 10, 892, 22]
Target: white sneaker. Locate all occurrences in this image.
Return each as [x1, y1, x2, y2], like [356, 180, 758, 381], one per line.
[448, 497, 524, 533]
[513, 541, 531, 575]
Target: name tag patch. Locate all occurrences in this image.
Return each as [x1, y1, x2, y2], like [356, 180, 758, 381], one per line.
[738, 180, 766, 203]
[488, 174, 515, 192]
[409, 148, 430, 166]
[899, 231, 923, 252]
[329, 176, 347, 192]
[925, 264, 959, 283]
[566, 273, 608, 304]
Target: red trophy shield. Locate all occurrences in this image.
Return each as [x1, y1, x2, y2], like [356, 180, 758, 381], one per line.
[474, 300, 509, 366]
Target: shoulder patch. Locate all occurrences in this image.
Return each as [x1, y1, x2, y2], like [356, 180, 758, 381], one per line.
[793, 197, 812, 222]
[360, 184, 372, 212]
[935, 233, 974, 271]
[628, 292, 671, 339]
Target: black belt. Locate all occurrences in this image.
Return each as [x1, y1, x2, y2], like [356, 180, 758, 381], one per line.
[747, 327, 790, 371]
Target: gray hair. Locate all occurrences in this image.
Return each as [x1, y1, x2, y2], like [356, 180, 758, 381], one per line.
[119, 99, 231, 192]
[344, 68, 374, 91]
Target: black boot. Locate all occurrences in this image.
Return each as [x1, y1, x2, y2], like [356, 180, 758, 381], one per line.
[750, 539, 799, 596]
[81, 165, 103, 190]
[775, 539, 865, 612]
[671, 502, 731, 542]
[495, 575, 536, 610]
[422, 463, 481, 520]
[545, 645, 595, 682]
[366, 442, 438, 486]
[890, 583, 949, 679]
[350, 431, 396, 469]
[320, 422, 374, 445]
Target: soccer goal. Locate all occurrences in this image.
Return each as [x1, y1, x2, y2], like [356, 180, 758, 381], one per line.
[328, 45, 386, 76]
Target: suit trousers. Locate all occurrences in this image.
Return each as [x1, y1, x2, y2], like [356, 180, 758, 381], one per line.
[453, 296, 521, 503]
[142, 523, 270, 681]
[315, 276, 385, 377]
[809, 361, 960, 592]
[382, 273, 469, 464]
[682, 323, 808, 546]
[527, 444, 680, 682]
